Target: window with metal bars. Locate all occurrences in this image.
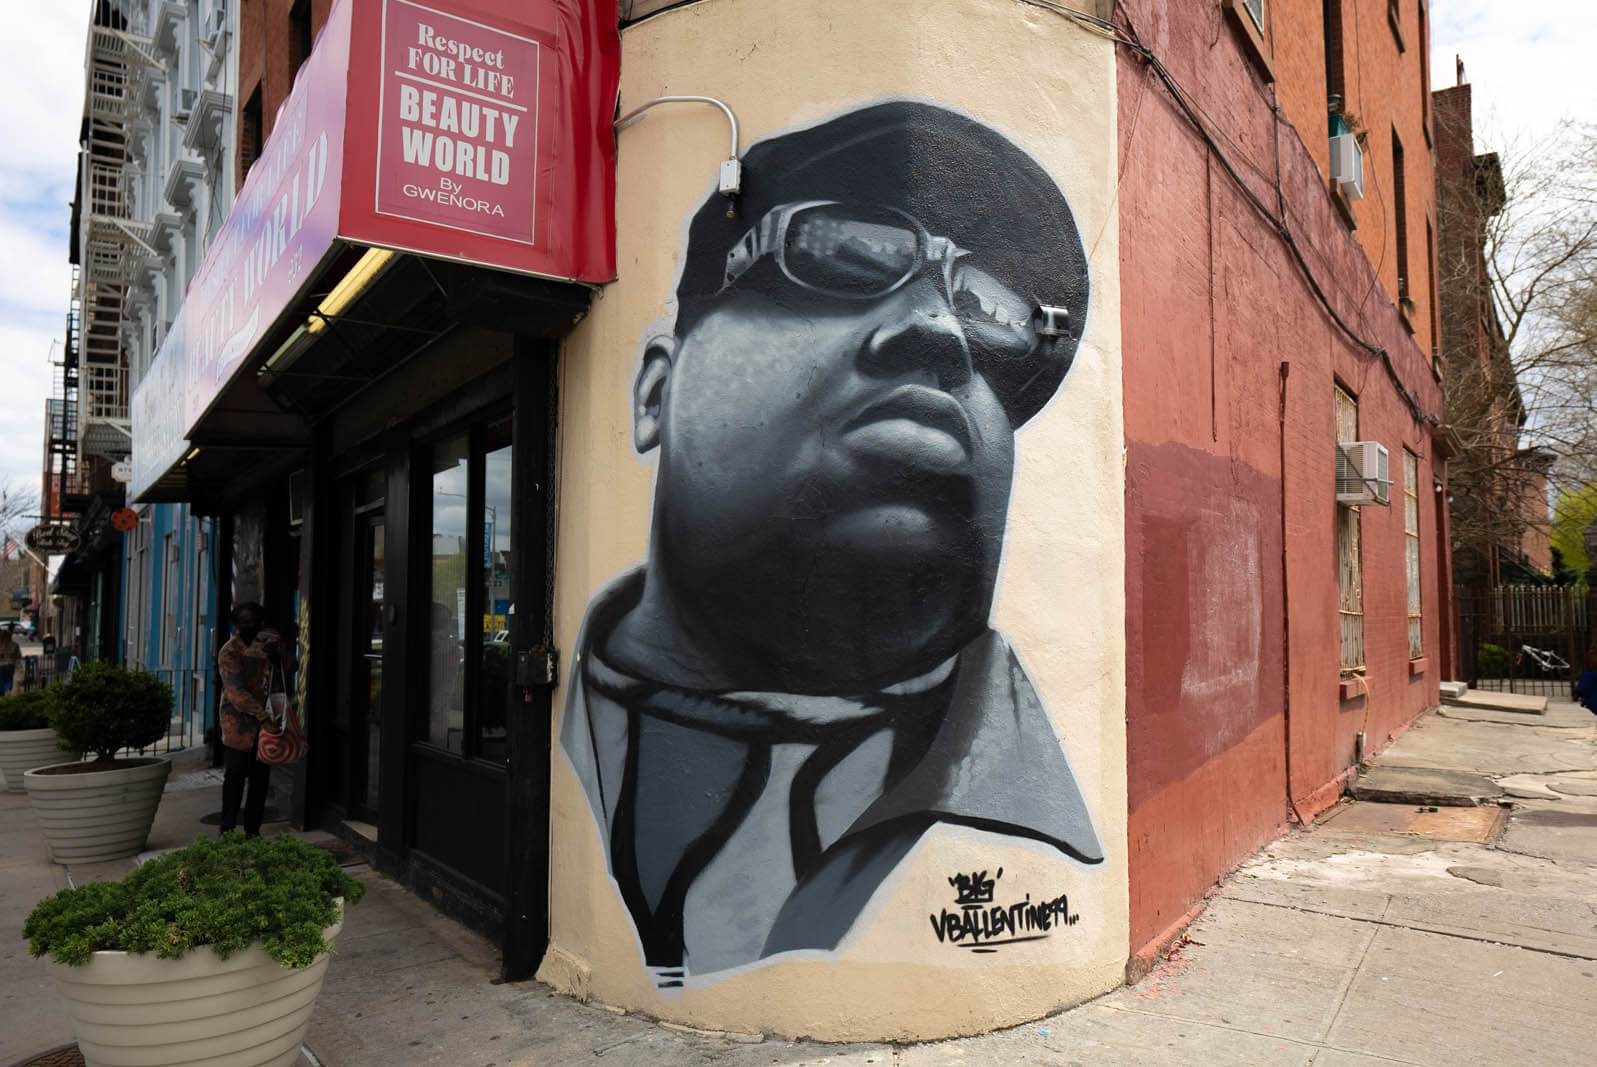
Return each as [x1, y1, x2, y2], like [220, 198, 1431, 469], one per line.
[1404, 449, 1423, 658]
[1335, 385, 1364, 671]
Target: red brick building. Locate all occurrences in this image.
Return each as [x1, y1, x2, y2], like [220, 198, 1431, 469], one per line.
[1119, 0, 1447, 965]
[1433, 80, 1552, 589]
[237, 0, 336, 183]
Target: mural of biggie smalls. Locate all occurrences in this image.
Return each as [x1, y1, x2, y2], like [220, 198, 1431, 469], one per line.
[561, 100, 1102, 981]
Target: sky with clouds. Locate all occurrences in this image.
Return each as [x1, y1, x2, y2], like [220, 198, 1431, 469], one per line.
[1428, 1, 1597, 153]
[0, 4, 86, 533]
[0, 2, 1589, 540]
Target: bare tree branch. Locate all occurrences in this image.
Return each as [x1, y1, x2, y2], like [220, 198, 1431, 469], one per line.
[1436, 117, 1597, 582]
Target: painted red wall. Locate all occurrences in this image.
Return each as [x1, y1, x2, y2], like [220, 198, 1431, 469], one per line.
[1117, 1, 1445, 956]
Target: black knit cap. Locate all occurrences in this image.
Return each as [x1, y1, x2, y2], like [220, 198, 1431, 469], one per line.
[671, 100, 1090, 426]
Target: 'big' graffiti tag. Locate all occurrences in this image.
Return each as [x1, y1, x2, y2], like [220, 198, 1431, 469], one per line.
[929, 869, 1082, 952]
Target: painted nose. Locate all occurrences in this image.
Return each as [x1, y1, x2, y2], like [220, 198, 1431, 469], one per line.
[861, 292, 973, 391]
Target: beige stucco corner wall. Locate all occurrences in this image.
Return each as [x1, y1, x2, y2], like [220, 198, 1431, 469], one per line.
[542, 0, 1125, 1042]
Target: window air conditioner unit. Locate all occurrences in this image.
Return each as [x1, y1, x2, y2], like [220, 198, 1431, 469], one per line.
[1330, 133, 1364, 201]
[175, 88, 197, 121]
[1336, 441, 1391, 506]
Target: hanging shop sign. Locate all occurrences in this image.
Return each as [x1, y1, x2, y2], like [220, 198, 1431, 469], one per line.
[111, 508, 140, 533]
[25, 525, 80, 555]
[341, 0, 619, 278]
[373, 0, 541, 242]
[129, 0, 619, 502]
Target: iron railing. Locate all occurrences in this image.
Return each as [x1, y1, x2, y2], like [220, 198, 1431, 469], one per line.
[1457, 584, 1594, 699]
[17, 660, 215, 756]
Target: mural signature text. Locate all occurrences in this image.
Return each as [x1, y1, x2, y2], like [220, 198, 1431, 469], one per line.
[930, 868, 1081, 952]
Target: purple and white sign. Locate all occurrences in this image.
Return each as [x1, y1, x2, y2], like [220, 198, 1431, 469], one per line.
[130, 0, 352, 498]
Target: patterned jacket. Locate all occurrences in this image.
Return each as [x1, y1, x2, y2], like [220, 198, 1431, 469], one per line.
[218, 635, 273, 751]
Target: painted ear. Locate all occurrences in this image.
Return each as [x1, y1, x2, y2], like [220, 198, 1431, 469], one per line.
[633, 335, 676, 453]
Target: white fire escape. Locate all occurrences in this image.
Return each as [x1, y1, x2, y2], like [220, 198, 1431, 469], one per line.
[75, 15, 163, 466]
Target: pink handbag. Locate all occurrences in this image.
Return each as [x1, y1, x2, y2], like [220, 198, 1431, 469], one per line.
[256, 666, 306, 764]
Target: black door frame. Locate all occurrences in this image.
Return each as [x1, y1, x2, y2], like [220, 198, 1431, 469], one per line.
[503, 341, 555, 979]
[294, 346, 553, 978]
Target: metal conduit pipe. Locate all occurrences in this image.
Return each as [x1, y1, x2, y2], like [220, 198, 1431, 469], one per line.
[615, 95, 742, 197]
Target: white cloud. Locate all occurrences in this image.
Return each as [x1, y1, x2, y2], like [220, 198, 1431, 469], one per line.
[1431, 1, 1597, 155]
[0, 321, 62, 498]
[0, 2, 89, 516]
[0, 5, 91, 186]
[0, 215, 75, 326]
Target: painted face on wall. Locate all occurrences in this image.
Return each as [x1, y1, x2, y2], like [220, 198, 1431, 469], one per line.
[562, 101, 1102, 980]
[636, 199, 1052, 688]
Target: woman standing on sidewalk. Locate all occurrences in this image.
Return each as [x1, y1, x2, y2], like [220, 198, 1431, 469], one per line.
[217, 602, 281, 836]
[0, 627, 19, 695]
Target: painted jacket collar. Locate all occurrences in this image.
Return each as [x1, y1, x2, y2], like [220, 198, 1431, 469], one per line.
[559, 570, 1103, 971]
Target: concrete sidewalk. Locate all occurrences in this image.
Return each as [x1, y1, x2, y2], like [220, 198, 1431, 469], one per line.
[3, 697, 1595, 1066]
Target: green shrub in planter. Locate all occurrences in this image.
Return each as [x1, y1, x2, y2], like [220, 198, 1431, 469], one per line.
[23, 832, 365, 968]
[1478, 643, 1510, 677]
[48, 661, 172, 762]
[0, 689, 56, 731]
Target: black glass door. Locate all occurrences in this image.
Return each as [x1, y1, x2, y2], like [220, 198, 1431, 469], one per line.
[410, 414, 513, 894]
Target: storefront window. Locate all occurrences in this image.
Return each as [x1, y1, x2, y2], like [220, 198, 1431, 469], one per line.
[424, 415, 513, 764]
[428, 434, 470, 754]
[479, 418, 513, 762]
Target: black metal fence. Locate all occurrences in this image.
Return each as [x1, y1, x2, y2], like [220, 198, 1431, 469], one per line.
[144, 668, 214, 754]
[17, 653, 73, 692]
[1457, 584, 1594, 698]
[15, 658, 214, 756]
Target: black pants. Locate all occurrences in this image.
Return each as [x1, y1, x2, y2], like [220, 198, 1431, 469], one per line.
[220, 745, 273, 836]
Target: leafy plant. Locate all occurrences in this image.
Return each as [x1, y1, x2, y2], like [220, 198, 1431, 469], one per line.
[1478, 643, 1510, 677]
[23, 833, 365, 968]
[48, 662, 172, 762]
[0, 689, 56, 731]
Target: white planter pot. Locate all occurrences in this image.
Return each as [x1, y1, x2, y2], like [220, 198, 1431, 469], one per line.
[46, 911, 344, 1067]
[0, 728, 78, 792]
[22, 758, 172, 864]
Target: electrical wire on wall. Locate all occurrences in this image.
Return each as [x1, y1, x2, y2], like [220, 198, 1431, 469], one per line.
[1022, 0, 1440, 428]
